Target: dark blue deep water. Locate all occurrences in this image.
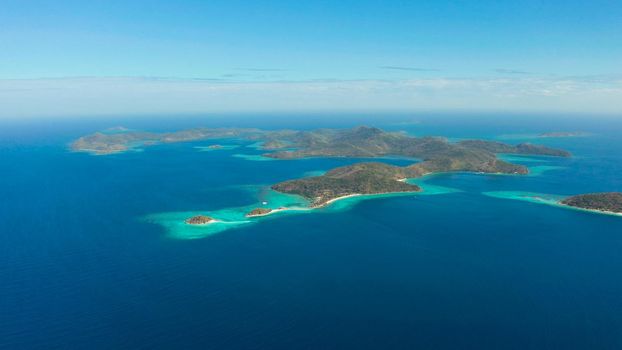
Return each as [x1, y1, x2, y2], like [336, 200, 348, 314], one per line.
[2, 113, 622, 349]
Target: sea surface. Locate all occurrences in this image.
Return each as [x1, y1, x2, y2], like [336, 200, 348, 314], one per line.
[2, 113, 622, 349]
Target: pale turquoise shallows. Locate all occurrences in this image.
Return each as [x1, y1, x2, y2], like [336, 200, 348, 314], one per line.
[194, 145, 240, 152]
[483, 191, 622, 217]
[146, 177, 460, 240]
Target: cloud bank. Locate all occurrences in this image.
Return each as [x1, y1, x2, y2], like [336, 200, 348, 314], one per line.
[0, 76, 621, 118]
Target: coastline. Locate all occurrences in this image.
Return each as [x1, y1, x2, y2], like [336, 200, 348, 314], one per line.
[319, 193, 363, 206]
[557, 202, 622, 217]
[483, 191, 622, 218]
[184, 170, 527, 228]
[71, 147, 126, 156]
[150, 179, 457, 240]
[246, 191, 419, 219]
[246, 206, 312, 218]
[313, 190, 421, 209]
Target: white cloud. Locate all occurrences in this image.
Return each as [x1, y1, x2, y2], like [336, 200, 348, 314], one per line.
[0, 76, 621, 118]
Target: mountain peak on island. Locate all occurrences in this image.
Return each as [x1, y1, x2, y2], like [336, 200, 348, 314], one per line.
[349, 125, 384, 136]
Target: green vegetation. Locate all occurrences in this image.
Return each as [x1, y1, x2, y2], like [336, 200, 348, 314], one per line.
[272, 162, 421, 207]
[271, 157, 529, 206]
[561, 193, 622, 214]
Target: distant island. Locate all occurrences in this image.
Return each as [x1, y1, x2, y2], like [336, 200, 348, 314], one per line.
[73, 125, 577, 220]
[539, 131, 590, 138]
[561, 193, 622, 215]
[72, 125, 571, 159]
[71, 128, 264, 155]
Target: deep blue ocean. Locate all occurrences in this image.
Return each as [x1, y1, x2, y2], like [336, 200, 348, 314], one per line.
[2, 113, 622, 349]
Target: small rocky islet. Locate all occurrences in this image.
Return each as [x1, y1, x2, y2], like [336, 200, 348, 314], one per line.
[184, 215, 216, 225]
[246, 208, 273, 217]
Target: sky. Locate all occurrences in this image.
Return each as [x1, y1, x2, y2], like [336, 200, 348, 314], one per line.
[1, 0, 621, 117]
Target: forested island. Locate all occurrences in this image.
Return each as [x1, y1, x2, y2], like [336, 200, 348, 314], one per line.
[561, 193, 622, 215]
[273, 162, 421, 207]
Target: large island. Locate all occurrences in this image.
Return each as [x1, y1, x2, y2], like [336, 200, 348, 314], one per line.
[272, 162, 422, 207]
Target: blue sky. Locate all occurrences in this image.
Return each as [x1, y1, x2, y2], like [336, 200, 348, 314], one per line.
[1, 0, 621, 117]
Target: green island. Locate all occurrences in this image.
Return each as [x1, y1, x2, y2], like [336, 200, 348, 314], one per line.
[272, 162, 420, 207]
[561, 193, 622, 215]
[73, 125, 580, 232]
